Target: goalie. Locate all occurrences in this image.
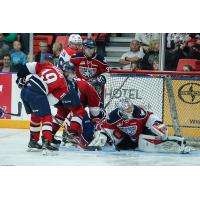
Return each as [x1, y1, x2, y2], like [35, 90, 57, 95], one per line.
[89, 97, 191, 154]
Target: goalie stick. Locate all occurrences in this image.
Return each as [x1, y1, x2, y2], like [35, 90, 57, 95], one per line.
[0, 102, 22, 118]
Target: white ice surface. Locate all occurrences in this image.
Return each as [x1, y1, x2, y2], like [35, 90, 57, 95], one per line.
[1, 128, 200, 166]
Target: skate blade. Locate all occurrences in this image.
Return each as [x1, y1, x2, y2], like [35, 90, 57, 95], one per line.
[42, 149, 59, 156]
[26, 148, 42, 152]
[85, 146, 102, 151]
[51, 143, 60, 148]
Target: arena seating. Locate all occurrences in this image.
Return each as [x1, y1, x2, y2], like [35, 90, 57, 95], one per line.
[177, 59, 200, 71]
[33, 35, 53, 55]
[33, 33, 108, 55]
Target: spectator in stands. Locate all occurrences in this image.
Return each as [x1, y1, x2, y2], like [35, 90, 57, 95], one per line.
[10, 41, 26, 72]
[135, 33, 160, 53]
[141, 39, 160, 70]
[152, 59, 159, 70]
[3, 33, 18, 48]
[52, 43, 62, 66]
[119, 40, 145, 70]
[0, 54, 11, 72]
[166, 33, 189, 50]
[0, 33, 10, 66]
[18, 33, 30, 54]
[186, 36, 200, 60]
[35, 42, 49, 63]
[165, 33, 188, 71]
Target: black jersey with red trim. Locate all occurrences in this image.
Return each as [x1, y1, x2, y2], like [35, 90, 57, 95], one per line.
[70, 52, 109, 80]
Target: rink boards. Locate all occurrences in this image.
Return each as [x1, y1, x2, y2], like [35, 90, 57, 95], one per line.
[0, 73, 199, 139]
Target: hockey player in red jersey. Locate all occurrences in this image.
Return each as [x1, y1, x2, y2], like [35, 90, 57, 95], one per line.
[51, 62, 105, 147]
[70, 38, 109, 101]
[58, 34, 83, 68]
[16, 62, 83, 153]
[89, 97, 191, 153]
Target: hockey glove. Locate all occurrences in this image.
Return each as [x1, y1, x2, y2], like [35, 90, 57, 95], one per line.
[16, 77, 26, 89]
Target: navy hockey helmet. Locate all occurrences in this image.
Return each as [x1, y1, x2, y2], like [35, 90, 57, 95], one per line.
[83, 38, 96, 49]
[60, 62, 75, 73]
[83, 38, 96, 58]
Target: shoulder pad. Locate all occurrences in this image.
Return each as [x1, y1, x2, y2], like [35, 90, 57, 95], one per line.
[71, 52, 84, 58]
[107, 108, 121, 124]
[95, 55, 107, 64]
[132, 105, 147, 118]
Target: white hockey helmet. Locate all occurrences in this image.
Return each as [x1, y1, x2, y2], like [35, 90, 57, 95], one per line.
[68, 34, 83, 50]
[116, 97, 134, 119]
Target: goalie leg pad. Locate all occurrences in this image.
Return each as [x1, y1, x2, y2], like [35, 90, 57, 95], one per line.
[138, 134, 192, 154]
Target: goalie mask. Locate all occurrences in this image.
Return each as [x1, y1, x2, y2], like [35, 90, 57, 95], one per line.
[83, 38, 96, 58]
[68, 34, 83, 50]
[116, 97, 134, 119]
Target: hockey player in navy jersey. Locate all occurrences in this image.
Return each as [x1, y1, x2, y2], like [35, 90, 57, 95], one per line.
[70, 38, 109, 103]
[89, 97, 191, 153]
[51, 62, 105, 148]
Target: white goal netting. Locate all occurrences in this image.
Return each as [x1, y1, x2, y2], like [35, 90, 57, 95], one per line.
[104, 70, 200, 145]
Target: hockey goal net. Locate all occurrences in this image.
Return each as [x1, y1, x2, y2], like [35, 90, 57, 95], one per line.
[104, 69, 200, 146]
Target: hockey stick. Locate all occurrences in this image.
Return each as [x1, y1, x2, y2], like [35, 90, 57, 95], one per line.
[52, 115, 86, 149]
[104, 75, 130, 109]
[0, 102, 22, 118]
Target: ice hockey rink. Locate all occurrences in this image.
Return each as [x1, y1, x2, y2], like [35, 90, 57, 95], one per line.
[0, 128, 200, 166]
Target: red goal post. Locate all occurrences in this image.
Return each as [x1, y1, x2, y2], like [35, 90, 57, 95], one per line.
[104, 69, 200, 145]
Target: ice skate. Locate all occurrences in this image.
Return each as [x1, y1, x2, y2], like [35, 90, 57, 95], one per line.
[42, 139, 59, 156]
[51, 136, 61, 148]
[26, 138, 42, 152]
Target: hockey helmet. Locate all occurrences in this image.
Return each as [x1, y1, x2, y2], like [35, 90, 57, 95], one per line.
[60, 62, 76, 80]
[68, 34, 82, 50]
[116, 97, 134, 119]
[83, 38, 96, 57]
[61, 62, 75, 72]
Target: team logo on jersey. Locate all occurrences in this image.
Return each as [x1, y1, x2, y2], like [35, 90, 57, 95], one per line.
[79, 66, 97, 78]
[119, 125, 137, 136]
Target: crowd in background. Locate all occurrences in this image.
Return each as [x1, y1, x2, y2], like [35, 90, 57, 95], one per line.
[1, 33, 200, 72]
[119, 33, 200, 71]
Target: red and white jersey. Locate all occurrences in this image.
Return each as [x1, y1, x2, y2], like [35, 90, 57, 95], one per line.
[102, 105, 159, 142]
[58, 47, 77, 68]
[70, 52, 109, 80]
[26, 62, 68, 100]
[75, 78, 100, 108]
